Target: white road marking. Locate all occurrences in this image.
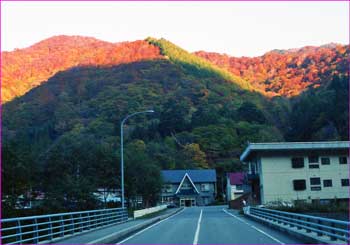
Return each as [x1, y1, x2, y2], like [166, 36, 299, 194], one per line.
[193, 209, 203, 245]
[251, 225, 285, 244]
[222, 208, 285, 245]
[116, 208, 185, 244]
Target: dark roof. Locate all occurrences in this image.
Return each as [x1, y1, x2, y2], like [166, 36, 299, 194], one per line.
[227, 172, 245, 185]
[161, 170, 216, 183]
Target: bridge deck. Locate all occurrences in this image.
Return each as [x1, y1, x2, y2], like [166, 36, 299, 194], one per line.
[54, 208, 176, 244]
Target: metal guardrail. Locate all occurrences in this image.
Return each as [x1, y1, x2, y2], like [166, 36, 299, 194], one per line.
[1, 207, 128, 244]
[247, 207, 350, 243]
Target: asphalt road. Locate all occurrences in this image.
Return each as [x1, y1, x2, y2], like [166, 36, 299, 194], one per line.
[116, 206, 304, 244]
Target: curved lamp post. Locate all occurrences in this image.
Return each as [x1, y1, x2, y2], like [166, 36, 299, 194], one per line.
[120, 110, 155, 208]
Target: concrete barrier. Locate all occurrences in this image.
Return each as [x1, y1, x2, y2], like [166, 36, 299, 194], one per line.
[134, 205, 167, 218]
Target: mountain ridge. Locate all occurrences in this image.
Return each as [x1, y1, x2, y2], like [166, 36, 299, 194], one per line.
[1, 35, 163, 103]
[2, 35, 348, 103]
[195, 43, 348, 97]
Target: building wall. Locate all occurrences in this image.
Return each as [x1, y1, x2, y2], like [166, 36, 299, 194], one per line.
[226, 177, 232, 201]
[226, 184, 244, 201]
[259, 154, 349, 204]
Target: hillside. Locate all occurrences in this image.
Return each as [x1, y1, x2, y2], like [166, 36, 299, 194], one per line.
[1, 35, 162, 103]
[195, 44, 349, 97]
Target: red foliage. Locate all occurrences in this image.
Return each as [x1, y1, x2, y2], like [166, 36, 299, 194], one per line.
[195, 44, 349, 97]
[1, 35, 162, 103]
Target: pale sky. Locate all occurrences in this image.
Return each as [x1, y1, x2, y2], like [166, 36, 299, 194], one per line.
[2, 1, 349, 57]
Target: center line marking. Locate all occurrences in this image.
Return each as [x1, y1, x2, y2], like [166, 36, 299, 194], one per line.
[222, 208, 285, 245]
[193, 209, 203, 245]
[116, 208, 185, 244]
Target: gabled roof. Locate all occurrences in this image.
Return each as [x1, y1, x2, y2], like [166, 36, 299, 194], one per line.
[175, 173, 199, 194]
[161, 170, 216, 183]
[227, 172, 245, 185]
[240, 141, 350, 162]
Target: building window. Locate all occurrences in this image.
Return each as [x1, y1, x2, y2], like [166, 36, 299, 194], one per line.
[323, 179, 332, 187]
[308, 156, 319, 168]
[308, 156, 319, 163]
[293, 180, 306, 191]
[341, 179, 350, 186]
[291, 157, 304, 168]
[310, 177, 321, 191]
[201, 184, 210, 192]
[339, 157, 348, 164]
[321, 157, 330, 165]
[163, 184, 173, 193]
[310, 178, 321, 185]
[181, 183, 191, 189]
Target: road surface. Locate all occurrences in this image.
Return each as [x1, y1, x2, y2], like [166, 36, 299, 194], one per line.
[116, 206, 303, 244]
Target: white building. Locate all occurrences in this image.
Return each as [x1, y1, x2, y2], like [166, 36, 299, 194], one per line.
[240, 141, 350, 205]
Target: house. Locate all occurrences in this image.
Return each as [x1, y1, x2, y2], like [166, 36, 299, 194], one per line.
[240, 141, 350, 205]
[160, 170, 217, 207]
[226, 172, 251, 201]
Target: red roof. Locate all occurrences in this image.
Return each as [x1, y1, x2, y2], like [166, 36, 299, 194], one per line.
[228, 172, 245, 185]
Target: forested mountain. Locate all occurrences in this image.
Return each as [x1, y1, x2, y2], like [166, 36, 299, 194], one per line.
[2, 36, 162, 103]
[2, 36, 348, 216]
[195, 44, 349, 97]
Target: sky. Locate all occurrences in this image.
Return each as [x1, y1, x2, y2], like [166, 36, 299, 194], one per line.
[2, 1, 349, 57]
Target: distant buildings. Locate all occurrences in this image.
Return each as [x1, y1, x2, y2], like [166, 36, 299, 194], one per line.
[240, 141, 350, 205]
[226, 172, 251, 201]
[160, 170, 217, 207]
[93, 188, 121, 203]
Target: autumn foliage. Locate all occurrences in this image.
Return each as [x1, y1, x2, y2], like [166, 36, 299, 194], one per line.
[2, 36, 349, 103]
[2, 35, 162, 103]
[195, 44, 349, 97]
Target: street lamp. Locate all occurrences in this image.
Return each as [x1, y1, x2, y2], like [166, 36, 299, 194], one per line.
[120, 110, 155, 208]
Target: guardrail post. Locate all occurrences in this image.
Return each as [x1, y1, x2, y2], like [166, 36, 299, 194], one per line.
[16, 220, 22, 244]
[48, 216, 53, 240]
[316, 219, 322, 236]
[305, 217, 311, 233]
[34, 218, 39, 243]
[296, 216, 302, 230]
[124, 208, 127, 221]
[330, 222, 337, 241]
[60, 215, 64, 237]
[276, 212, 281, 224]
[79, 213, 83, 232]
[87, 212, 91, 229]
[289, 214, 294, 227]
[70, 214, 75, 234]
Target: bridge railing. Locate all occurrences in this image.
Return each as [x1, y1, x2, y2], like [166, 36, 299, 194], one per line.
[248, 206, 350, 243]
[1, 207, 128, 244]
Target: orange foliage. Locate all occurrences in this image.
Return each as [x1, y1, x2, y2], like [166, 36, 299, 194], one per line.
[195, 44, 349, 97]
[1, 35, 162, 103]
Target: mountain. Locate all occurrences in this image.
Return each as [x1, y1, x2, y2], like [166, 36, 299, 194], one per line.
[195, 44, 349, 97]
[1, 35, 162, 103]
[2, 36, 348, 216]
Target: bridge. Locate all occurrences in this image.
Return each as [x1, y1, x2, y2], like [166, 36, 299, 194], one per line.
[2, 206, 349, 244]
